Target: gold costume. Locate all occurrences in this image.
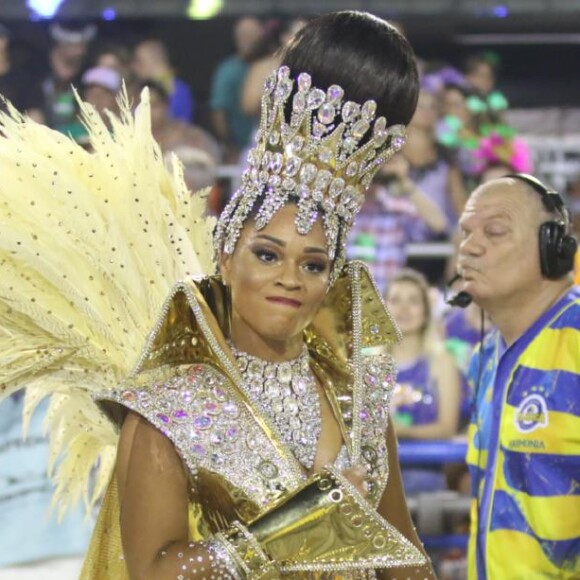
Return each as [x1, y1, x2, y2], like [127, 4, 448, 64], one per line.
[81, 267, 425, 578]
[0, 60, 433, 577]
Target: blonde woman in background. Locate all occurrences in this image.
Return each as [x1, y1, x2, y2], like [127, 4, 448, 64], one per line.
[386, 268, 461, 494]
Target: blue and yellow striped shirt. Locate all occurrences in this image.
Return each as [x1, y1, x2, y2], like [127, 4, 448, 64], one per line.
[466, 286, 580, 579]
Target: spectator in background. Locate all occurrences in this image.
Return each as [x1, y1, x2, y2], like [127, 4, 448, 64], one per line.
[143, 80, 220, 183]
[406, 87, 467, 231]
[166, 145, 218, 194]
[386, 268, 461, 494]
[82, 66, 121, 119]
[69, 66, 122, 148]
[440, 82, 474, 131]
[209, 16, 263, 161]
[404, 86, 467, 284]
[0, 23, 44, 122]
[347, 153, 448, 295]
[132, 38, 193, 122]
[240, 17, 307, 119]
[444, 301, 491, 428]
[42, 23, 96, 136]
[464, 52, 497, 97]
[91, 41, 132, 86]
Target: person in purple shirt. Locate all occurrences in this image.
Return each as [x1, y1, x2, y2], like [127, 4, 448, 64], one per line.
[386, 269, 461, 494]
[444, 302, 492, 427]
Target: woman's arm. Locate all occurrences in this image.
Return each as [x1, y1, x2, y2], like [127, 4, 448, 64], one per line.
[447, 165, 467, 218]
[403, 178, 449, 234]
[376, 419, 437, 579]
[395, 350, 461, 440]
[117, 412, 237, 579]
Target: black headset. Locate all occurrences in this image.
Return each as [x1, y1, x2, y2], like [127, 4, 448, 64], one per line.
[506, 173, 577, 280]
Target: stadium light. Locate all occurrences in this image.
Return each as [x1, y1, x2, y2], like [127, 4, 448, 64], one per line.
[187, 0, 224, 19]
[27, 0, 65, 19]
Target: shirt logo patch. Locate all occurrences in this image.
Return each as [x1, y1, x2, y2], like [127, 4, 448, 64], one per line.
[514, 394, 548, 433]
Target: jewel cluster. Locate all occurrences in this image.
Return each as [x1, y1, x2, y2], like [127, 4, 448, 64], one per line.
[229, 343, 322, 470]
[108, 364, 302, 506]
[213, 65, 407, 281]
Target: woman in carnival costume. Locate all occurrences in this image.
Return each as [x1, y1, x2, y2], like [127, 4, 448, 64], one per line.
[0, 12, 437, 579]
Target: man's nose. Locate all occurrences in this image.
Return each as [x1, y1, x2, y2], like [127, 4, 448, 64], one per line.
[459, 232, 484, 257]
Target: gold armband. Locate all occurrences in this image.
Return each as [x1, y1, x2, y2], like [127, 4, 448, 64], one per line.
[216, 466, 426, 578]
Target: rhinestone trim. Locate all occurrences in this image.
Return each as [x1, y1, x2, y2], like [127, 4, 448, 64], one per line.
[213, 66, 407, 283]
[229, 342, 322, 470]
[129, 279, 306, 484]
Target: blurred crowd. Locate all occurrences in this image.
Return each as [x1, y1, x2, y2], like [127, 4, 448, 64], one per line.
[1, 15, 579, 579]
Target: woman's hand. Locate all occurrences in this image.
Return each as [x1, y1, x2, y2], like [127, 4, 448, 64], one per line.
[343, 465, 369, 498]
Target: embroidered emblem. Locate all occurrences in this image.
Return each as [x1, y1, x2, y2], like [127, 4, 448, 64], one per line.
[514, 393, 549, 433]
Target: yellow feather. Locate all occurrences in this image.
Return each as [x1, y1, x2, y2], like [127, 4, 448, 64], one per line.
[0, 87, 215, 516]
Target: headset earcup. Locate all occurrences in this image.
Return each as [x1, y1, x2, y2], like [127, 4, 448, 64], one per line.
[539, 221, 577, 279]
[539, 222, 558, 278]
[560, 235, 578, 269]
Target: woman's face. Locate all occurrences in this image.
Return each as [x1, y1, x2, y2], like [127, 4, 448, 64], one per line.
[410, 90, 438, 131]
[386, 280, 428, 336]
[220, 204, 331, 353]
[442, 87, 471, 126]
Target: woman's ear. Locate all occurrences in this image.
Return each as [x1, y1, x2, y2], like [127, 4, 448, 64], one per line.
[219, 251, 231, 286]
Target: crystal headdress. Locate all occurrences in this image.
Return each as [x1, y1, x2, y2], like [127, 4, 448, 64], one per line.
[213, 65, 407, 280]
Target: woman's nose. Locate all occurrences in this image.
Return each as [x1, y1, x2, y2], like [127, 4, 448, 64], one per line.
[277, 261, 301, 289]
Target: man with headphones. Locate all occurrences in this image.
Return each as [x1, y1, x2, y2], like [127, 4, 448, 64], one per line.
[454, 173, 579, 579]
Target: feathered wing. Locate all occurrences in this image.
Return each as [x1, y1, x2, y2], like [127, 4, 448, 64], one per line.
[0, 89, 216, 517]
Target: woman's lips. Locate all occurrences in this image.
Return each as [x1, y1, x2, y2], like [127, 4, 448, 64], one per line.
[266, 296, 302, 308]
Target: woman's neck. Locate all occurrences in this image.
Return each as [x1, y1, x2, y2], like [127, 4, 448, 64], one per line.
[392, 332, 423, 364]
[229, 322, 303, 362]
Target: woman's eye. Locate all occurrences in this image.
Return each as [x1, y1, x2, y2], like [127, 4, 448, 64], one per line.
[303, 261, 328, 274]
[254, 249, 278, 263]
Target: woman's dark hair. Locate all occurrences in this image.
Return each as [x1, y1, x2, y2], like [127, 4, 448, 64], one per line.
[280, 11, 419, 126]
[443, 82, 474, 100]
[138, 79, 169, 103]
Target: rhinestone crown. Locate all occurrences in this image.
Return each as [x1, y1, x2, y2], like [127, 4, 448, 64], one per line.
[214, 65, 407, 280]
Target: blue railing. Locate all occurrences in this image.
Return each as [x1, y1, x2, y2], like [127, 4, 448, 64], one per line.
[399, 440, 468, 465]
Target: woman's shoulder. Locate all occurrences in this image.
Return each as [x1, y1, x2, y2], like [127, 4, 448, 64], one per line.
[94, 362, 231, 427]
[107, 360, 224, 394]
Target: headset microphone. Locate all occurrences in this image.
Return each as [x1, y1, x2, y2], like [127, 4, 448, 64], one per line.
[445, 274, 473, 308]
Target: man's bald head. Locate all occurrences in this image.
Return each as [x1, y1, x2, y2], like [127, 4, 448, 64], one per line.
[473, 176, 559, 230]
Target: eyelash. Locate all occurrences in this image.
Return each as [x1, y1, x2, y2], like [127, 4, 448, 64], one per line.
[252, 249, 328, 274]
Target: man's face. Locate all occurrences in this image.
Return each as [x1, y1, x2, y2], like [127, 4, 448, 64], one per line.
[457, 179, 545, 305]
[50, 44, 85, 81]
[234, 17, 263, 59]
[132, 44, 154, 80]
